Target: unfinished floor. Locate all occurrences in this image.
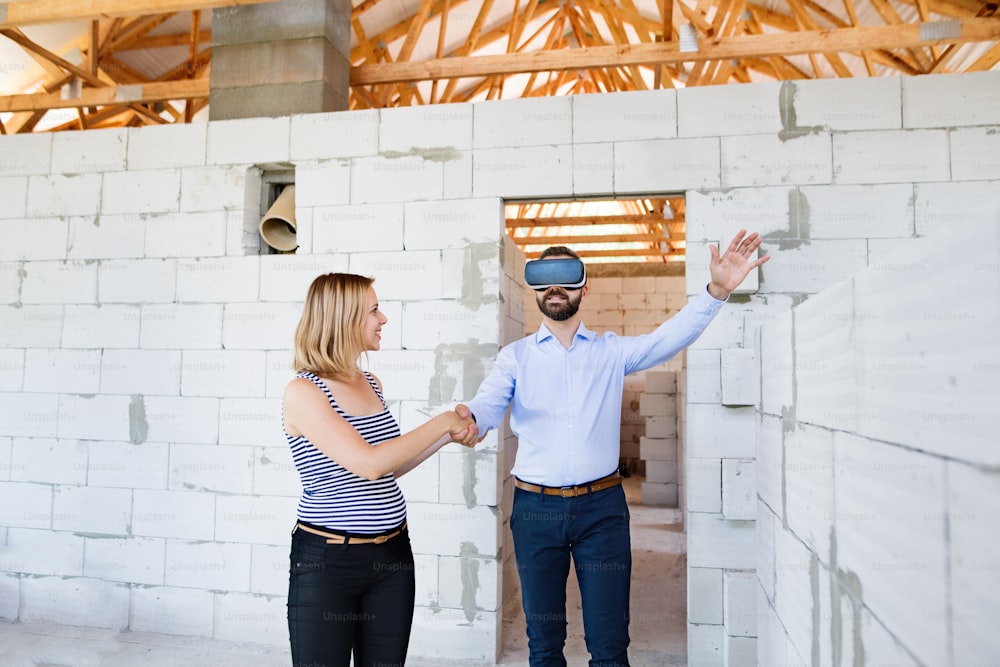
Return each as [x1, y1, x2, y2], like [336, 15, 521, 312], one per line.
[0, 477, 687, 666]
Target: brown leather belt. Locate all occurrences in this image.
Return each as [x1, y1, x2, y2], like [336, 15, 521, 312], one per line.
[514, 473, 623, 498]
[296, 521, 407, 545]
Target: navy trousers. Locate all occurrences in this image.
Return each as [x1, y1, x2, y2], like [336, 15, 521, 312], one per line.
[511, 482, 632, 667]
[287, 524, 415, 667]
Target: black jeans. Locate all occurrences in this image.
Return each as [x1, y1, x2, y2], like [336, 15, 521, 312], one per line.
[287, 523, 415, 667]
[511, 483, 632, 667]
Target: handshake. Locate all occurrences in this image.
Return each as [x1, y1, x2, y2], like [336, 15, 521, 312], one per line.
[442, 404, 482, 447]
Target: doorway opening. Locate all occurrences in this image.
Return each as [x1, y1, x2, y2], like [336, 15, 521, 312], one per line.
[498, 194, 690, 664]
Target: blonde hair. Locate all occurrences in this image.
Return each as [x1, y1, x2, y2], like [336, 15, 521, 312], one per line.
[293, 273, 374, 379]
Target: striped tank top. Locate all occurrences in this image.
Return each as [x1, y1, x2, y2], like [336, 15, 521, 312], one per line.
[286, 371, 407, 533]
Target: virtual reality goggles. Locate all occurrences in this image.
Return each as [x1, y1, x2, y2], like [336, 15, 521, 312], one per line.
[524, 258, 587, 291]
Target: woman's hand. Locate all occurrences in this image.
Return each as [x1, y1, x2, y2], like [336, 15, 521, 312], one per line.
[444, 410, 477, 447]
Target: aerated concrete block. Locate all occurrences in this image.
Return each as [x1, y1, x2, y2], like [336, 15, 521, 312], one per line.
[52, 127, 128, 174]
[679, 81, 782, 137]
[3, 527, 84, 576]
[102, 171, 181, 215]
[639, 393, 677, 417]
[165, 540, 251, 591]
[68, 214, 145, 260]
[130, 584, 214, 636]
[10, 438, 87, 485]
[143, 396, 219, 444]
[688, 567, 724, 624]
[614, 137, 720, 193]
[722, 458, 756, 521]
[87, 441, 168, 490]
[128, 123, 207, 170]
[646, 460, 678, 484]
[947, 462, 1000, 666]
[169, 443, 254, 494]
[799, 183, 914, 239]
[98, 258, 177, 303]
[291, 109, 379, 160]
[472, 145, 573, 199]
[784, 423, 834, 557]
[902, 71, 1000, 128]
[0, 133, 53, 176]
[788, 77, 901, 131]
[573, 142, 614, 196]
[0, 393, 59, 439]
[206, 116, 290, 165]
[132, 489, 215, 540]
[176, 256, 260, 303]
[473, 96, 572, 149]
[645, 416, 677, 439]
[381, 103, 473, 152]
[294, 159, 351, 207]
[213, 592, 288, 645]
[139, 304, 223, 349]
[574, 89, 677, 143]
[721, 348, 758, 407]
[645, 370, 677, 394]
[950, 127, 1000, 182]
[0, 573, 18, 621]
[351, 154, 444, 204]
[688, 623, 724, 667]
[218, 398, 283, 448]
[0, 219, 67, 261]
[20, 575, 128, 629]
[914, 181, 1000, 238]
[27, 174, 101, 217]
[834, 431, 948, 667]
[57, 394, 131, 442]
[833, 129, 949, 184]
[84, 536, 164, 585]
[20, 260, 97, 304]
[640, 437, 677, 461]
[724, 571, 758, 637]
[722, 132, 832, 187]
[404, 198, 502, 250]
[145, 211, 226, 258]
[24, 349, 101, 394]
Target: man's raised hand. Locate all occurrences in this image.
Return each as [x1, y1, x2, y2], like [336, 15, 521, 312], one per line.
[707, 229, 771, 300]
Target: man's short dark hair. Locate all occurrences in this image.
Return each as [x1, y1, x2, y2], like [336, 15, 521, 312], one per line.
[539, 246, 581, 260]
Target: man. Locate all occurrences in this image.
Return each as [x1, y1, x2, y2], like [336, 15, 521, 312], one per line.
[458, 230, 769, 667]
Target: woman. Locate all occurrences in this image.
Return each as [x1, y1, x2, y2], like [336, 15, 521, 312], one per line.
[283, 272, 474, 667]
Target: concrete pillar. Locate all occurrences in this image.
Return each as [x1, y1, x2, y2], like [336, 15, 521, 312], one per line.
[210, 0, 351, 120]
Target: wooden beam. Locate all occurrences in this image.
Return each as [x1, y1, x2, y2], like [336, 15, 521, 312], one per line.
[519, 246, 680, 259]
[352, 17, 1000, 85]
[787, 0, 854, 77]
[1, 28, 105, 86]
[0, 0, 281, 30]
[507, 213, 685, 228]
[512, 232, 670, 245]
[350, 0, 471, 64]
[868, 0, 933, 71]
[967, 39, 1000, 69]
[0, 78, 209, 113]
[842, 0, 877, 75]
[439, 0, 495, 102]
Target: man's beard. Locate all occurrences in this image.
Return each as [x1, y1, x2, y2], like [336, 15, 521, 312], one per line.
[536, 288, 581, 321]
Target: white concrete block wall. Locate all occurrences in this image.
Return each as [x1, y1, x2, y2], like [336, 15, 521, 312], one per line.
[1, 71, 997, 665]
[755, 218, 999, 666]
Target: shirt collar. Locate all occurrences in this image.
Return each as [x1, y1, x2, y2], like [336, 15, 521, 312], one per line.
[534, 321, 596, 345]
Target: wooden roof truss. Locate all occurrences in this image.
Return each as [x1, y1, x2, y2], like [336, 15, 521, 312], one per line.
[1, 0, 997, 263]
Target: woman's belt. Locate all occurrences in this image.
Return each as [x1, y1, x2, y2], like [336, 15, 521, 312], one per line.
[295, 521, 407, 545]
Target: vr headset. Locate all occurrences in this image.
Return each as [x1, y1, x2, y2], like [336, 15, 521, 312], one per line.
[524, 257, 587, 291]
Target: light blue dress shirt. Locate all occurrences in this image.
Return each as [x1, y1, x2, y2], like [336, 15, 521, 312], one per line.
[466, 288, 727, 487]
